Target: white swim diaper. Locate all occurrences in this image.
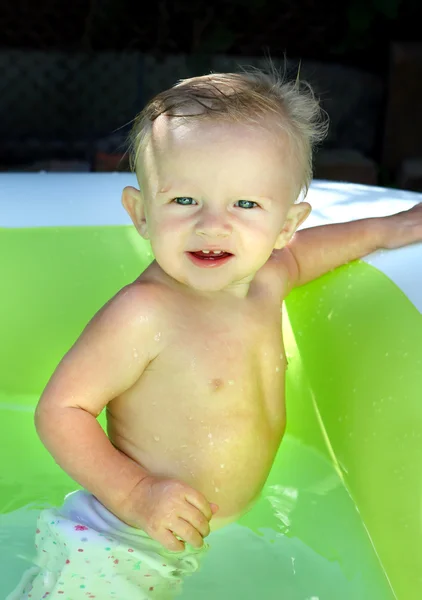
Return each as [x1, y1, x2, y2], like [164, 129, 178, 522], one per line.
[7, 489, 209, 600]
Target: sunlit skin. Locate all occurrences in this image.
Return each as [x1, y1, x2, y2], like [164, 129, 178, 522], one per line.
[35, 115, 312, 554]
[123, 116, 311, 298]
[113, 117, 310, 531]
[33, 110, 422, 555]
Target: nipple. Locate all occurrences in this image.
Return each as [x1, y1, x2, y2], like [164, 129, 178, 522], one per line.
[209, 378, 223, 391]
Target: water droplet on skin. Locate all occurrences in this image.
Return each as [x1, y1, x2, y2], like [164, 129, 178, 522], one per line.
[208, 433, 212, 438]
[154, 332, 161, 341]
[154, 436, 160, 442]
[215, 487, 219, 493]
[220, 464, 225, 469]
[228, 380, 235, 385]
[132, 348, 138, 358]
[275, 367, 280, 372]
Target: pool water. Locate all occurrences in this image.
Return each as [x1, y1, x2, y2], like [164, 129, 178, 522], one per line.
[0, 398, 393, 600]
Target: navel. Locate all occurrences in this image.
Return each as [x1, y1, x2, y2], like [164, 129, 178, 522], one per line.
[209, 378, 224, 391]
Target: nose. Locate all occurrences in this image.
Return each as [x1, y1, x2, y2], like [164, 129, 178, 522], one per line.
[195, 207, 232, 238]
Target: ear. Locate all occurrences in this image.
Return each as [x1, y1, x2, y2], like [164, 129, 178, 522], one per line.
[121, 186, 149, 239]
[274, 201, 312, 249]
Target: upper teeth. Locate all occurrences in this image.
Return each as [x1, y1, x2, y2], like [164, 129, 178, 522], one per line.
[202, 250, 223, 254]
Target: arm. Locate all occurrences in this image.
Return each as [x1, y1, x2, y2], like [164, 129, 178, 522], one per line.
[34, 284, 158, 516]
[285, 217, 384, 288]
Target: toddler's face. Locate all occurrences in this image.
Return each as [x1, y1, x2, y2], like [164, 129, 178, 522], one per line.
[125, 117, 309, 296]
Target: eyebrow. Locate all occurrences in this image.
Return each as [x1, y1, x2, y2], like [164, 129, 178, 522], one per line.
[157, 190, 273, 201]
[155, 183, 276, 205]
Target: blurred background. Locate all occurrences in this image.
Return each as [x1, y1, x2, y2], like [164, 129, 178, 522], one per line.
[0, 0, 421, 190]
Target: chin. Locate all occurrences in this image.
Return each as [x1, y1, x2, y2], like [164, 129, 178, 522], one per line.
[184, 278, 231, 293]
[184, 271, 240, 292]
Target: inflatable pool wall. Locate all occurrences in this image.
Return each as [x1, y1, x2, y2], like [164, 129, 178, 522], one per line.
[1, 174, 421, 600]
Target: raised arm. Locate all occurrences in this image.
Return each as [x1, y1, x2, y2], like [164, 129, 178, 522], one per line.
[281, 202, 422, 289]
[286, 217, 383, 288]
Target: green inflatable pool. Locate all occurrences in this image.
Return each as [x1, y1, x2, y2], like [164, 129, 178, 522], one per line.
[1, 174, 421, 599]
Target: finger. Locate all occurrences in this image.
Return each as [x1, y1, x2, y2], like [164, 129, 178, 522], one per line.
[160, 529, 186, 552]
[172, 517, 204, 549]
[180, 506, 210, 538]
[184, 489, 213, 521]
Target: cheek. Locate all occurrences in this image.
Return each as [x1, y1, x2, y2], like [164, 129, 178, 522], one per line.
[244, 214, 279, 240]
[149, 212, 187, 244]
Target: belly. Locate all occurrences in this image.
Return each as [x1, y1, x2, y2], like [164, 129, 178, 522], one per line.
[107, 407, 285, 521]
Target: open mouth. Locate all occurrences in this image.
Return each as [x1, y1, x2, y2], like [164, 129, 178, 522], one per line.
[187, 250, 234, 267]
[190, 250, 232, 260]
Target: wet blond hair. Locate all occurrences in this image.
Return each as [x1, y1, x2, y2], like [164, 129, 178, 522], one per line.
[127, 66, 329, 196]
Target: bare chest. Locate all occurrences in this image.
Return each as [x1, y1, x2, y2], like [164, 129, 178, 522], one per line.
[110, 291, 287, 438]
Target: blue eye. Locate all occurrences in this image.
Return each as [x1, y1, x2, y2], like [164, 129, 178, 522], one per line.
[174, 197, 196, 205]
[236, 200, 258, 209]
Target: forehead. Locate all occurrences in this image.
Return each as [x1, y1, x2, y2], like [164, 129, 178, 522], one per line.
[150, 114, 289, 154]
[142, 116, 298, 191]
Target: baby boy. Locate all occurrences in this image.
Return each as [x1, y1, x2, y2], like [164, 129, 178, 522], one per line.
[10, 69, 422, 599]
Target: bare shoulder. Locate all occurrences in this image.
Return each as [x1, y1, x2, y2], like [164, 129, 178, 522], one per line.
[258, 247, 299, 298]
[90, 280, 164, 333]
[37, 281, 166, 415]
[70, 279, 169, 371]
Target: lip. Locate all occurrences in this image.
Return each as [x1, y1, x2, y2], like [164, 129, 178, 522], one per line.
[186, 251, 234, 269]
[189, 248, 233, 253]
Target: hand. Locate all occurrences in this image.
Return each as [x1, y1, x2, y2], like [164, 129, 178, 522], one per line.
[119, 475, 219, 552]
[381, 202, 422, 249]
